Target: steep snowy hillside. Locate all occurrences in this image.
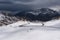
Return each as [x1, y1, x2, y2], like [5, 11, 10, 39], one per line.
[0, 19, 60, 40]
[0, 12, 20, 26]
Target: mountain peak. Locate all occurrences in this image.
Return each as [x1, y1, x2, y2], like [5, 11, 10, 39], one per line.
[15, 8, 60, 22]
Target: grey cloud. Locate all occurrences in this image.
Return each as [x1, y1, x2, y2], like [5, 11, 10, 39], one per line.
[11, 0, 60, 8]
[0, 1, 12, 4]
[0, 4, 33, 12]
[14, 0, 33, 2]
[0, 0, 59, 11]
[0, 0, 13, 4]
[0, 0, 33, 11]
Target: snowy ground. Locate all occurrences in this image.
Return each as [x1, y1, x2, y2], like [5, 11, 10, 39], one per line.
[0, 20, 60, 40]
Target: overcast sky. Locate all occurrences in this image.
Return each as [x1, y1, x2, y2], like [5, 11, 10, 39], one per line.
[0, 0, 60, 11]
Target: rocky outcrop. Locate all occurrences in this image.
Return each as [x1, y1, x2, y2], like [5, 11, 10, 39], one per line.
[0, 12, 20, 26]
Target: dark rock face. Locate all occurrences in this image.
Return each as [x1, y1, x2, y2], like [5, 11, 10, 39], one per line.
[25, 13, 35, 21]
[15, 8, 60, 22]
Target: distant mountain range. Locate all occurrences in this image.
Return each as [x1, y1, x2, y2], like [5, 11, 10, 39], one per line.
[0, 8, 60, 26]
[15, 8, 60, 22]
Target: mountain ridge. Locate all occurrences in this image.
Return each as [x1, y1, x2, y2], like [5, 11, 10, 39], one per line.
[0, 8, 60, 26]
[15, 8, 60, 22]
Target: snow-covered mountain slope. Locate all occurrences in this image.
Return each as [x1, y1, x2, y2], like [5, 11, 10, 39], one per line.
[0, 12, 20, 26]
[0, 8, 60, 40]
[0, 8, 60, 26]
[0, 19, 60, 40]
[0, 13, 5, 20]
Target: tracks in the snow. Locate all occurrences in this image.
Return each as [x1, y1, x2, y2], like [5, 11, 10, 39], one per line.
[19, 23, 60, 30]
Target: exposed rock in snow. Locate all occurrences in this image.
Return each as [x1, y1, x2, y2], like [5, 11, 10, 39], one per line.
[0, 12, 20, 26]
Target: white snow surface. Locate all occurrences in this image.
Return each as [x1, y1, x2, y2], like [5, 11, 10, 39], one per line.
[0, 19, 60, 40]
[0, 13, 5, 20]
